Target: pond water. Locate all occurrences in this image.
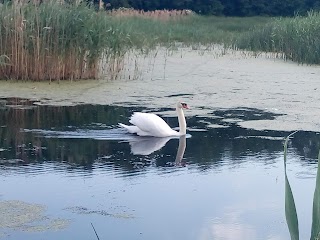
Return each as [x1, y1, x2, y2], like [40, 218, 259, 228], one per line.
[1, 97, 320, 240]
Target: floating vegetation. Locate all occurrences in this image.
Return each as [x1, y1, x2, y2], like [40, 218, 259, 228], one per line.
[0, 200, 70, 235]
[65, 206, 135, 219]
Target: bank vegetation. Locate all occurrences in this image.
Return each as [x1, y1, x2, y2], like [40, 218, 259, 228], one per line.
[0, 1, 319, 81]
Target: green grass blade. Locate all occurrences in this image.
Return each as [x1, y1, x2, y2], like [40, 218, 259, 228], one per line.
[284, 132, 299, 240]
[311, 150, 320, 240]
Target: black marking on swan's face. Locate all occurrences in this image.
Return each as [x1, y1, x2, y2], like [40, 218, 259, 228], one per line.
[181, 102, 189, 109]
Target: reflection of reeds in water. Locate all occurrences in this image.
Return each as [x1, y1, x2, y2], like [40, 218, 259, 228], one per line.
[283, 132, 320, 240]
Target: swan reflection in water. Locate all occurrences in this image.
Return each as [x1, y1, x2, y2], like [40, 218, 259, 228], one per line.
[24, 127, 188, 164]
[128, 135, 187, 165]
[175, 135, 187, 165]
[128, 136, 171, 155]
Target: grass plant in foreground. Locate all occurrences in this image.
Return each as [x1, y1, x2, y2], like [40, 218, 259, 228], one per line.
[284, 132, 320, 239]
[236, 11, 320, 64]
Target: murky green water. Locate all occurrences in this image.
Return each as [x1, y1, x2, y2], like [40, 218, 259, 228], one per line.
[1, 97, 320, 240]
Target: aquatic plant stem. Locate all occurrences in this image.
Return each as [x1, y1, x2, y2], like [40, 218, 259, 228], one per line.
[91, 222, 100, 240]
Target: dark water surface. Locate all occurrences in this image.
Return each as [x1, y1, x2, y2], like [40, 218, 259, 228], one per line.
[1, 98, 320, 240]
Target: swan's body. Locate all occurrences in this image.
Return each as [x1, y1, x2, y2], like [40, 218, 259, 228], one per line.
[119, 102, 188, 137]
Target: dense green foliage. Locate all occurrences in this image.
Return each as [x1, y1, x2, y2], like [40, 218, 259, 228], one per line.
[236, 11, 320, 64]
[94, 0, 320, 16]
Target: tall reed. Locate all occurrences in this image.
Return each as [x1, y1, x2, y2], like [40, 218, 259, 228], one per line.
[108, 7, 194, 21]
[236, 11, 320, 64]
[0, 1, 131, 80]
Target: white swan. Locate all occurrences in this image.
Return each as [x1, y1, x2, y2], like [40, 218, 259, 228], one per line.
[119, 102, 189, 137]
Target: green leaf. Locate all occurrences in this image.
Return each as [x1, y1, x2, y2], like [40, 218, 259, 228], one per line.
[284, 132, 299, 240]
[311, 150, 320, 240]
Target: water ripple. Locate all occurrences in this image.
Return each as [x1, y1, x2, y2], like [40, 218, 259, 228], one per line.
[23, 128, 136, 141]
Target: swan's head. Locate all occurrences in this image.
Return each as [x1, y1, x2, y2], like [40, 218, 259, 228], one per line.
[177, 101, 189, 109]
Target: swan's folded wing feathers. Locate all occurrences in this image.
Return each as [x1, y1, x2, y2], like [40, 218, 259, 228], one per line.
[129, 112, 176, 137]
[129, 112, 165, 132]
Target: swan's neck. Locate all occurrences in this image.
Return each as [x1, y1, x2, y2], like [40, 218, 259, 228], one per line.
[176, 107, 186, 135]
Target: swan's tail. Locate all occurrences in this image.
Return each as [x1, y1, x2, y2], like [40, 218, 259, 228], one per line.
[118, 123, 139, 134]
[118, 123, 128, 129]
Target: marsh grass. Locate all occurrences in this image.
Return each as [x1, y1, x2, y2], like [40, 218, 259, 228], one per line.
[0, 1, 131, 80]
[2, 1, 319, 81]
[0, 1, 273, 81]
[236, 11, 320, 64]
[108, 8, 194, 21]
[115, 15, 271, 48]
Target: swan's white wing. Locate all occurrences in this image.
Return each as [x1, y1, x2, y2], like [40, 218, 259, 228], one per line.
[129, 112, 178, 137]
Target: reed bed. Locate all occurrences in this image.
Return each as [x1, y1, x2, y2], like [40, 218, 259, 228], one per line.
[0, 1, 272, 81]
[111, 14, 271, 48]
[2, 1, 319, 81]
[0, 2, 131, 80]
[108, 8, 194, 21]
[236, 11, 320, 64]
